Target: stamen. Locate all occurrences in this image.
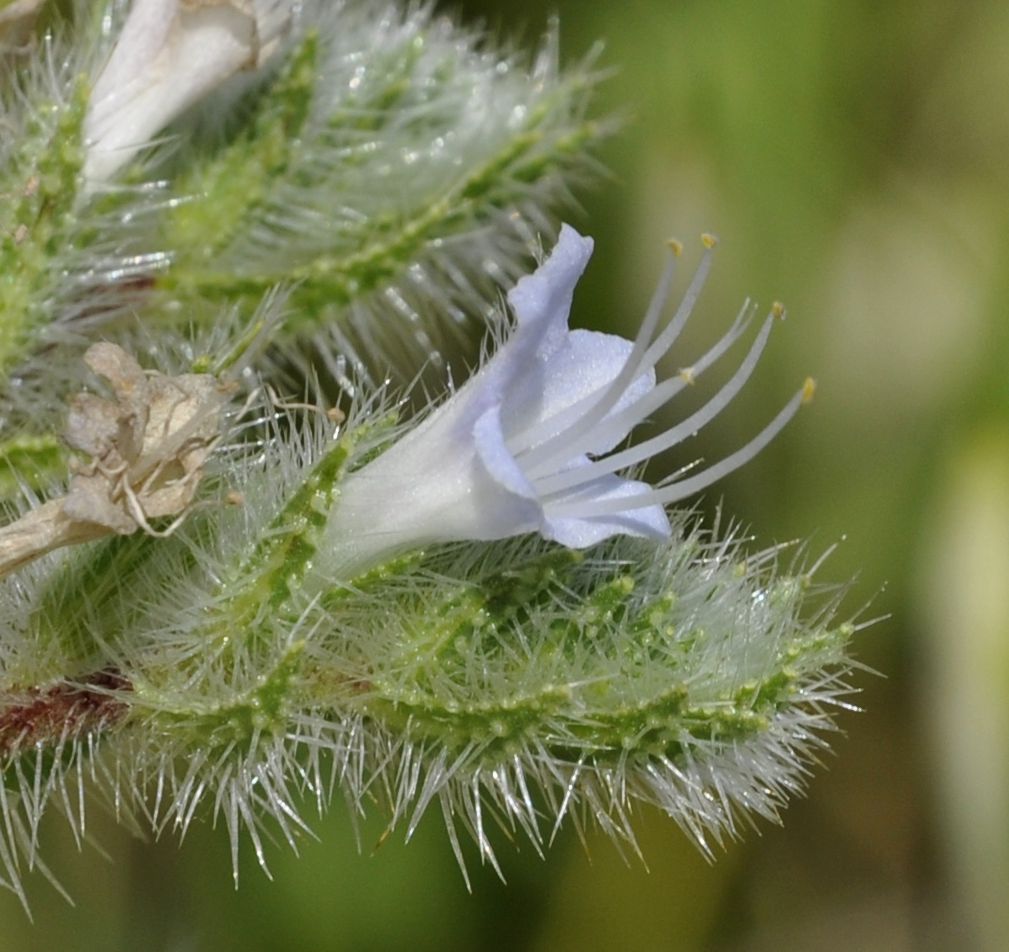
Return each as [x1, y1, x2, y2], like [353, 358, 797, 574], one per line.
[523, 299, 758, 481]
[548, 378, 813, 517]
[534, 310, 778, 495]
[514, 239, 716, 467]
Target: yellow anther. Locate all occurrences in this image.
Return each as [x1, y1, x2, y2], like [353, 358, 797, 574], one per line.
[225, 490, 246, 507]
[701, 232, 719, 249]
[327, 406, 346, 424]
[678, 367, 696, 386]
[666, 238, 684, 257]
[771, 301, 786, 320]
[801, 377, 817, 405]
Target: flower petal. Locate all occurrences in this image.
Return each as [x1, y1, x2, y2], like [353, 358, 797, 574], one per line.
[505, 329, 656, 459]
[473, 405, 538, 506]
[406, 225, 597, 443]
[506, 224, 594, 360]
[541, 473, 671, 548]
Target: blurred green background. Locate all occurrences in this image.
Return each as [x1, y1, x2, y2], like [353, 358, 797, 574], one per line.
[3, 1, 1008, 948]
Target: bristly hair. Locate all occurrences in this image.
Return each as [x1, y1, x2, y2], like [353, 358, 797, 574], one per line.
[117, 2, 604, 369]
[0, 0, 863, 916]
[0, 0, 607, 430]
[0, 374, 858, 903]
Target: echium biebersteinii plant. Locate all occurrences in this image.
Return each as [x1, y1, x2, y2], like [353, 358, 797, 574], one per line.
[0, 0, 859, 908]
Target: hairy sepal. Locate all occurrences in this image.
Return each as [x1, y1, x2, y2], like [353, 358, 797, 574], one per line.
[0, 403, 854, 900]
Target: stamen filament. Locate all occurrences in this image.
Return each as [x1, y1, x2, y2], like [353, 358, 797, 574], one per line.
[534, 311, 777, 495]
[523, 299, 757, 481]
[547, 379, 814, 517]
[512, 242, 714, 465]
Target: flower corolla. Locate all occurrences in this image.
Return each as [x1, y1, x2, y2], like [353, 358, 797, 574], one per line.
[84, 0, 292, 183]
[322, 225, 813, 576]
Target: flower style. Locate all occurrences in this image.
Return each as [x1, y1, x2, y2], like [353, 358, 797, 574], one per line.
[84, 0, 292, 183]
[322, 225, 813, 576]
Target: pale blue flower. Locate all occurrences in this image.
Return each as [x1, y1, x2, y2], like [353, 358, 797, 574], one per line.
[324, 225, 811, 574]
